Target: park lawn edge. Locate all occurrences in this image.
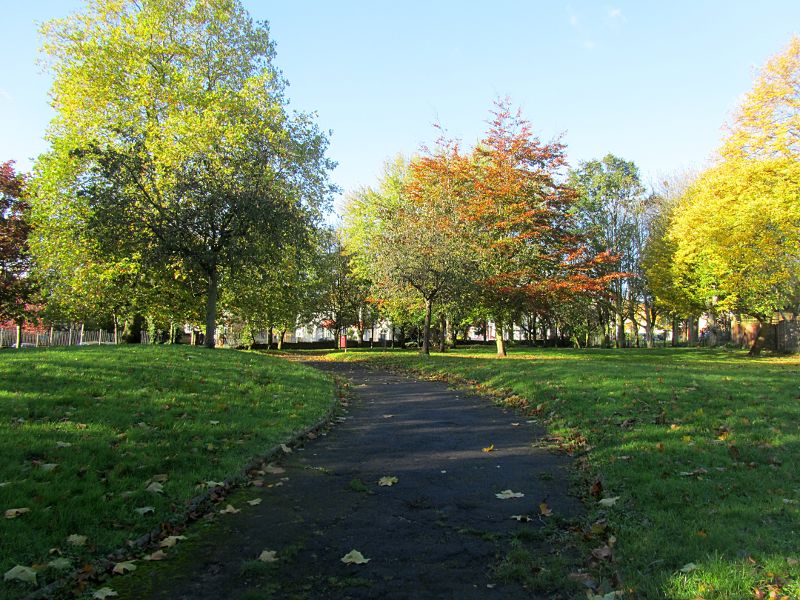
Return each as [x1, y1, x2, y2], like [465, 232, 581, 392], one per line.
[0, 346, 341, 600]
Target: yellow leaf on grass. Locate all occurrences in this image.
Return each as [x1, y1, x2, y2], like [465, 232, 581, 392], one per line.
[258, 550, 278, 563]
[5, 508, 30, 519]
[482, 444, 494, 453]
[66, 534, 87, 546]
[112, 561, 136, 574]
[495, 490, 524, 499]
[341, 550, 370, 565]
[4, 565, 37, 585]
[539, 502, 553, 517]
[159, 535, 186, 548]
[145, 482, 164, 494]
[378, 476, 398, 487]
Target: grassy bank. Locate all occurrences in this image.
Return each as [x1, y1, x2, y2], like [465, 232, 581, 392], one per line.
[0, 345, 335, 599]
[331, 347, 800, 599]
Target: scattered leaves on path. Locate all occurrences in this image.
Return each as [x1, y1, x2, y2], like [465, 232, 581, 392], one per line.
[160, 535, 186, 548]
[598, 496, 619, 507]
[66, 534, 87, 546]
[5, 508, 30, 519]
[341, 550, 370, 565]
[258, 550, 278, 563]
[112, 561, 136, 574]
[482, 444, 494, 453]
[92, 587, 118, 598]
[3, 565, 37, 585]
[496, 490, 524, 499]
[378, 476, 398, 487]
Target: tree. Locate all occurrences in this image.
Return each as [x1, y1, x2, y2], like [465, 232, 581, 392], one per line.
[464, 102, 618, 356]
[569, 154, 647, 347]
[343, 151, 475, 355]
[0, 161, 34, 333]
[664, 36, 800, 354]
[37, 0, 334, 348]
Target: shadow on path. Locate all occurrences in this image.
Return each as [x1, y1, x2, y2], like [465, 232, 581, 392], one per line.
[119, 360, 581, 599]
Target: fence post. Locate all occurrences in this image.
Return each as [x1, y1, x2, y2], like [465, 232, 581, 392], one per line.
[79, 323, 84, 345]
[15, 324, 22, 349]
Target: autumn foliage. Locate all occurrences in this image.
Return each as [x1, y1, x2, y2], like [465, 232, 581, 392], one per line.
[0, 161, 33, 323]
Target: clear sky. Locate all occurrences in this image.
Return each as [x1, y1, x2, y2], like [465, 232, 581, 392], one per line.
[1, 1, 799, 215]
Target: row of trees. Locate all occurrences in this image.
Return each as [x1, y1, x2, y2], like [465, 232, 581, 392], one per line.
[342, 37, 800, 356]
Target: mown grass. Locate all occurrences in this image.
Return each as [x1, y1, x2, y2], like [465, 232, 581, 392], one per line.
[331, 346, 800, 599]
[0, 345, 334, 599]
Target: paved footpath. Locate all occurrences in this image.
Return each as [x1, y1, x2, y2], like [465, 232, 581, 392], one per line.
[120, 360, 580, 599]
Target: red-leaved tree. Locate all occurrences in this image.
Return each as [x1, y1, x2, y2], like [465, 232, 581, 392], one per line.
[0, 161, 34, 329]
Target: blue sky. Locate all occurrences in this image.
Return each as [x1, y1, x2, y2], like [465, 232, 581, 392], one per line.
[1, 1, 798, 215]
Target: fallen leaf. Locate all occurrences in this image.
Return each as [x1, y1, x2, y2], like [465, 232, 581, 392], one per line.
[787, 557, 798, 566]
[4, 565, 37, 584]
[382, 414, 394, 419]
[262, 464, 284, 474]
[590, 480, 603, 498]
[56, 442, 72, 448]
[5, 508, 30, 519]
[40, 463, 58, 472]
[258, 550, 278, 563]
[134, 506, 154, 516]
[48, 558, 71, 570]
[378, 476, 398, 487]
[220, 504, 240, 514]
[598, 497, 619, 507]
[495, 490, 524, 499]
[680, 562, 698, 573]
[280, 444, 292, 454]
[159, 535, 186, 548]
[591, 544, 613, 561]
[510, 515, 532, 522]
[206, 480, 224, 488]
[482, 444, 495, 453]
[150, 474, 169, 483]
[112, 561, 136, 574]
[145, 482, 164, 494]
[539, 502, 553, 517]
[92, 587, 118, 599]
[247, 498, 262, 506]
[656, 442, 665, 453]
[696, 530, 707, 537]
[143, 550, 167, 561]
[511, 422, 520, 427]
[209, 420, 220, 425]
[67, 534, 88, 546]
[341, 550, 370, 564]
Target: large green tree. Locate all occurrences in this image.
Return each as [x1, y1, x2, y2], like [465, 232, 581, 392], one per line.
[36, 0, 334, 347]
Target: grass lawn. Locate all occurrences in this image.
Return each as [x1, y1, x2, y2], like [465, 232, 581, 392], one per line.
[331, 346, 800, 599]
[0, 345, 335, 599]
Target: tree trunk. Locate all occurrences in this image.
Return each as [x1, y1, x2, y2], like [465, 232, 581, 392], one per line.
[278, 328, 286, 350]
[671, 316, 679, 347]
[615, 313, 625, 348]
[421, 298, 433, 355]
[439, 313, 447, 352]
[268, 327, 274, 349]
[204, 266, 218, 349]
[495, 317, 507, 357]
[749, 321, 776, 356]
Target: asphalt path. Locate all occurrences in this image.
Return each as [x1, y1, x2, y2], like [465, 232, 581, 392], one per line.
[120, 359, 579, 599]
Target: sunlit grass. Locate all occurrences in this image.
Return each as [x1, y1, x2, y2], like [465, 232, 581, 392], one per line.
[332, 346, 800, 598]
[0, 345, 334, 599]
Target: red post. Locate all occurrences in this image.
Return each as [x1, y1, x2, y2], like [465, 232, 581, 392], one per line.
[339, 335, 347, 352]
